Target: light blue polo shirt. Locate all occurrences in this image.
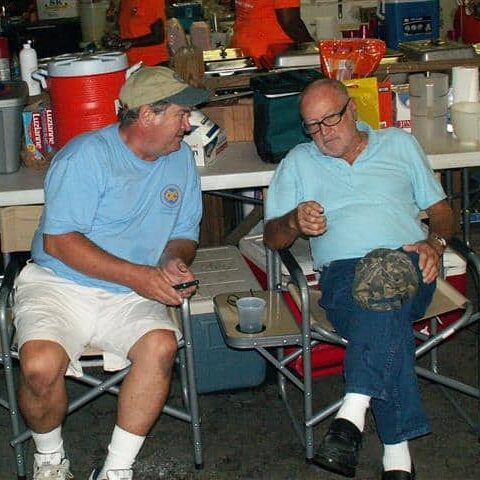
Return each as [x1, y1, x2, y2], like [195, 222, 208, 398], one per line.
[32, 124, 202, 293]
[265, 123, 446, 268]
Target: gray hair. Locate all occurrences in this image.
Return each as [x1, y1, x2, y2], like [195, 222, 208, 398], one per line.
[118, 99, 171, 127]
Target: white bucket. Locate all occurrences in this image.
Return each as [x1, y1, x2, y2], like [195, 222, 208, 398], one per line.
[79, 0, 109, 44]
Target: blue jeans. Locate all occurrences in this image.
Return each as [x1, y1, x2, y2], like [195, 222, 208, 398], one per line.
[319, 252, 435, 444]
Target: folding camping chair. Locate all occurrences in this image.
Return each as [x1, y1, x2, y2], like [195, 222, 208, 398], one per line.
[213, 239, 479, 463]
[274, 238, 480, 461]
[0, 205, 203, 479]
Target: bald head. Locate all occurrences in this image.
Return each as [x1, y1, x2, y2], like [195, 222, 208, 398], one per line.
[299, 79, 350, 117]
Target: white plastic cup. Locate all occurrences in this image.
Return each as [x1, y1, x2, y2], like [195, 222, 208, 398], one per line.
[236, 297, 266, 334]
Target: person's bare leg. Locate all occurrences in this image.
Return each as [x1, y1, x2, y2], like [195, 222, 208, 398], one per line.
[18, 340, 70, 433]
[97, 329, 177, 477]
[118, 329, 177, 433]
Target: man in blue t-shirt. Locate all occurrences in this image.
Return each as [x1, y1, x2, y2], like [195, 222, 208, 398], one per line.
[264, 79, 454, 480]
[14, 67, 209, 480]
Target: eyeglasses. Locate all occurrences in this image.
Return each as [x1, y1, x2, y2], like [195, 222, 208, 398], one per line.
[302, 98, 351, 135]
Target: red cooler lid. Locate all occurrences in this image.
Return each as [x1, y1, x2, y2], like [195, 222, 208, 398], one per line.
[45, 51, 128, 77]
[0, 37, 10, 58]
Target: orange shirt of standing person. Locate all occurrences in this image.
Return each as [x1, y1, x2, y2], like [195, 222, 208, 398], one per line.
[118, 0, 168, 66]
[230, 0, 313, 61]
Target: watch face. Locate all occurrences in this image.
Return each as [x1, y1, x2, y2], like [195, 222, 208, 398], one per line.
[432, 234, 446, 247]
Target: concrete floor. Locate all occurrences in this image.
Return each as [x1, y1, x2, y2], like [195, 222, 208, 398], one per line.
[0, 263, 479, 479]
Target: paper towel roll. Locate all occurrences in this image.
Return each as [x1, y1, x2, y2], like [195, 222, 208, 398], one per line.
[315, 17, 340, 40]
[452, 66, 479, 103]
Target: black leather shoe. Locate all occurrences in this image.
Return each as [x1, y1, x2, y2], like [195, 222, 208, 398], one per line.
[312, 418, 362, 478]
[382, 464, 416, 480]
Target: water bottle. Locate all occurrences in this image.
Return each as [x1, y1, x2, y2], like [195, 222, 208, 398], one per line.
[19, 40, 41, 96]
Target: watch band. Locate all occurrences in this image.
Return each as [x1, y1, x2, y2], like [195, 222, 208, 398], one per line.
[430, 233, 447, 249]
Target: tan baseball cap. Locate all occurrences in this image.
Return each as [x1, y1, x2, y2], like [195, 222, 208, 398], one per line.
[119, 66, 210, 109]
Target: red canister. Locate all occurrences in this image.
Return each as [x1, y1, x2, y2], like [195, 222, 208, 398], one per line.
[0, 37, 11, 81]
[35, 51, 128, 148]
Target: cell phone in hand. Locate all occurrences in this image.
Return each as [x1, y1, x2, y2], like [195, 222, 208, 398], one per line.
[173, 280, 199, 290]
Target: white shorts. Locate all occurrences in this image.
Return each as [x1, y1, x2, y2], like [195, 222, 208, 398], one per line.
[14, 262, 182, 377]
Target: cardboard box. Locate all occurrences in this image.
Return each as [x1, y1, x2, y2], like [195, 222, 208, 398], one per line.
[183, 110, 228, 167]
[201, 98, 254, 142]
[36, 0, 79, 21]
[392, 84, 411, 131]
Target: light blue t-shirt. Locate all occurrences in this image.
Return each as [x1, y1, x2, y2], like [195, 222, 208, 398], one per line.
[32, 124, 202, 293]
[265, 123, 446, 268]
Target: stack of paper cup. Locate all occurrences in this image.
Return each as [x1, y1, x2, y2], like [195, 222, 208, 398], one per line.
[452, 66, 479, 103]
[315, 17, 341, 40]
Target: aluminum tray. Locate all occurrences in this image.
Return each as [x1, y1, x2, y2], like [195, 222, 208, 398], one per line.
[399, 40, 476, 61]
[274, 43, 319, 68]
[203, 48, 247, 62]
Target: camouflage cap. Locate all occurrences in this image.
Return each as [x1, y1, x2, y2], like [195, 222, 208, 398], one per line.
[352, 248, 419, 311]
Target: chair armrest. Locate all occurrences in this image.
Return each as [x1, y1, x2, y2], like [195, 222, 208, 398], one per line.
[278, 248, 310, 292]
[0, 255, 26, 305]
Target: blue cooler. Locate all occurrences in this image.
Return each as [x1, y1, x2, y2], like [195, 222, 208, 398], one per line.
[384, 0, 440, 49]
[187, 246, 266, 394]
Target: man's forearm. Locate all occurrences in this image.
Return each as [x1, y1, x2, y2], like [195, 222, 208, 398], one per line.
[160, 239, 197, 267]
[264, 213, 299, 251]
[43, 231, 144, 288]
[426, 199, 455, 241]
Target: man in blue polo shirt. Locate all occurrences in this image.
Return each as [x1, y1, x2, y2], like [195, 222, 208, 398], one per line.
[14, 66, 209, 480]
[264, 79, 454, 480]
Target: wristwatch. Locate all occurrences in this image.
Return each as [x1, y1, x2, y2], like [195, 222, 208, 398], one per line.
[429, 233, 447, 250]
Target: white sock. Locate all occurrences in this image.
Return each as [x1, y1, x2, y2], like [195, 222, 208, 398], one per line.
[335, 392, 371, 432]
[99, 425, 145, 478]
[32, 426, 65, 463]
[383, 441, 412, 472]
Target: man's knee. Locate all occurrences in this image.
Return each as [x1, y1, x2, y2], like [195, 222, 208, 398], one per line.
[129, 329, 177, 371]
[20, 341, 68, 395]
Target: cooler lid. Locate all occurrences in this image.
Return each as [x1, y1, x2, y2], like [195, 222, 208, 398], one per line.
[45, 51, 128, 77]
[0, 81, 28, 107]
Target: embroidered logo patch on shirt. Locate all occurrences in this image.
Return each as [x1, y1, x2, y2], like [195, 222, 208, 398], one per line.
[161, 185, 181, 207]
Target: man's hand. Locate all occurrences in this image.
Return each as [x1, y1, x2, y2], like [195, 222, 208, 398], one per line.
[161, 257, 198, 299]
[132, 261, 197, 306]
[403, 240, 442, 284]
[290, 201, 327, 237]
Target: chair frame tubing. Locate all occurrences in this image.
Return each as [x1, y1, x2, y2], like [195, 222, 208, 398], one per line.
[268, 238, 480, 462]
[0, 257, 204, 478]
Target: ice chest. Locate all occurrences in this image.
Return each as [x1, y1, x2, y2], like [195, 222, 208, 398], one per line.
[188, 246, 266, 393]
[251, 69, 323, 163]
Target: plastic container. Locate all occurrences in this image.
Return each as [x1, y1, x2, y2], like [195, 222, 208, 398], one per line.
[451, 102, 480, 145]
[33, 51, 128, 148]
[384, 0, 440, 49]
[189, 245, 266, 393]
[79, 0, 109, 45]
[409, 72, 449, 143]
[0, 37, 11, 81]
[19, 41, 41, 96]
[0, 81, 29, 173]
[236, 297, 266, 333]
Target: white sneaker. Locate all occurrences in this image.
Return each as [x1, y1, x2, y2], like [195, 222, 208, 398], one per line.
[33, 452, 74, 479]
[89, 468, 133, 480]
